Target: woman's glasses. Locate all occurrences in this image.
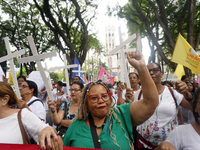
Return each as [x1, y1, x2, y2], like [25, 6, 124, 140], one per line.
[69, 89, 81, 92]
[148, 68, 160, 74]
[19, 85, 29, 89]
[88, 92, 111, 103]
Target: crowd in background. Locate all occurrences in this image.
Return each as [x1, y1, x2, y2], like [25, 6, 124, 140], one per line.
[0, 51, 200, 150]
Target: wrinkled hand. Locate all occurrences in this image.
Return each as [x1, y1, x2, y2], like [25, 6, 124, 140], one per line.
[38, 126, 63, 150]
[48, 99, 57, 112]
[18, 99, 28, 109]
[126, 51, 146, 71]
[155, 141, 176, 150]
[125, 88, 134, 103]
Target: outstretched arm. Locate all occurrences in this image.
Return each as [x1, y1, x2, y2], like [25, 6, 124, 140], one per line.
[127, 51, 159, 126]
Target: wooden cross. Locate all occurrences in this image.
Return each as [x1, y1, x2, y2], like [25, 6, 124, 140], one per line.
[1, 37, 25, 98]
[109, 28, 142, 89]
[48, 54, 78, 96]
[18, 36, 57, 101]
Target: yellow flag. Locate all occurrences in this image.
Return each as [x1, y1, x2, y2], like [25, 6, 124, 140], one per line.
[171, 33, 200, 74]
[174, 64, 185, 80]
[9, 72, 14, 85]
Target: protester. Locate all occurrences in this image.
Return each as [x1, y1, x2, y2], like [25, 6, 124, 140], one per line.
[19, 80, 46, 121]
[17, 75, 26, 86]
[62, 51, 159, 149]
[133, 62, 193, 149]
[0, 81, 62, 149]
[73, 76, 81, 83]
[53, 81, 67, 112]
[117, 72, 140, 105]
[129, 72, 140, 93]
[156, 87, 200, 150]
[48, 82, 84, 137]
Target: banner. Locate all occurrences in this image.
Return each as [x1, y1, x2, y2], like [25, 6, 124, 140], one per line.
[174, 64, 185, 81]
[171, 33, 200, 74]
[0, 144, 102, 150]
[97, 66, 114, 84]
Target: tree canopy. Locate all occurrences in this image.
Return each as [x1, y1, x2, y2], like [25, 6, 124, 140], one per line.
[113, 0, 200, 76]
[0, 0, 101, 77]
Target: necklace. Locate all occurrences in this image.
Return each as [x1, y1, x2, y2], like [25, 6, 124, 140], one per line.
[94, 121, 107, 129]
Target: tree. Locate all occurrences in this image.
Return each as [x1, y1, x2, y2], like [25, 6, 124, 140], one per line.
[114, 0, 200, 76]
[32, 0, 98, 72]
[0, 0, 56, 75]
[0, 0, 101, 78]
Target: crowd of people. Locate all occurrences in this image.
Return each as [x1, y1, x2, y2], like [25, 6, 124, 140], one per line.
[0, 51, 200, 150]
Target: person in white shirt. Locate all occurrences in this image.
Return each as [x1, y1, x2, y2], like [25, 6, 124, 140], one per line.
[156, 87, 200, 150]
[19, 80, 46, 121]
[0, 81, 62, 149]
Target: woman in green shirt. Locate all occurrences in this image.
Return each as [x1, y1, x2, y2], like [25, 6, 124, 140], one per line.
[63, 51, 159, 150]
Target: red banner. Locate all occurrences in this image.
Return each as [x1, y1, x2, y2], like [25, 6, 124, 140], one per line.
[0, 144, 102, 150]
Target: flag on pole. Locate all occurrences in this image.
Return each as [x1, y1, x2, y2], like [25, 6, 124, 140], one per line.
[72, 55, 85, 84]
[174, 64, 185, 81]
[171, 33, 200, 74]
[97, 66, 114, 84]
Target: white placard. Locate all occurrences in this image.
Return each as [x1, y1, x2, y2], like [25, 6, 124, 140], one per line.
[0, 65, 5, 82]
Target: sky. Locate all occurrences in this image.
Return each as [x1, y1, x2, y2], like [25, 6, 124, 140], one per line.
[43, 0, 151, 68]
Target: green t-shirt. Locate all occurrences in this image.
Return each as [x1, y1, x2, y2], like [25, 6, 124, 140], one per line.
[63, 102, 133, 150]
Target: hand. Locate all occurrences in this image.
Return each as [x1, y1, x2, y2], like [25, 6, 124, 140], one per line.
[48, 99, 57, 113]
[38, 126, 63, 150]
[126, 51, 146, 71]
[66, 94, 71, 101]
[18, 99, 28, 109]
[125, 88, 134, 103]
[155, 141, 176, 150]
[175, 81, 192, 98]
[118, 82, 125, 92]
[2, 75, 8, 82]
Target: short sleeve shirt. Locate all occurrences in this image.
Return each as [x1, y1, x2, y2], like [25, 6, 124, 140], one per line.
[63, 102, 133, 150]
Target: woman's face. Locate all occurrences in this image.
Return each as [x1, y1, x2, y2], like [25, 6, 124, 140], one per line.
[19, 81, 33, 97]
[70, 84, 82, 100]
[147, 63, 163, 84]
[17, 77, 25, 86]
[187, 82, 193, 92]
[129, 73, 139, 88]
[87, 85, 111, 119]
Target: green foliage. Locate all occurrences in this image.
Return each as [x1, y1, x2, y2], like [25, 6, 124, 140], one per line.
[50, 72, 65, 83]
[16, 67, 27, 77]
[0, 0, 101, 76]
[111, 0, 200, 76]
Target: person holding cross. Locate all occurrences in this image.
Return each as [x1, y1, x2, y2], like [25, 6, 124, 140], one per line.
[19, 80, 46, 121]
[62, 51, 159, 149]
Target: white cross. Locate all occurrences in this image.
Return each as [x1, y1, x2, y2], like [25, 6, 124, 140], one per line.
[1, 37, 25, 98]
[72, 64, 86, 77]
[18, 36, 57, 101]
[48, 54, 78, 96]
[109, 28, 142, 89]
